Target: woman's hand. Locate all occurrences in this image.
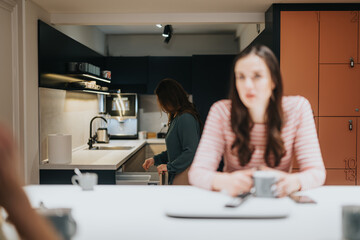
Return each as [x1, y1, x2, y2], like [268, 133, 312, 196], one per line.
[142, 158, 155, 171]
[258, 166, 301, 197]
[157, 164, 167, 174]
[212, 169, 255, 197]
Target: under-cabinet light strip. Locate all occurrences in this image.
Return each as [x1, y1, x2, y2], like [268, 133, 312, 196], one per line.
[82, 74, 111, 83]
[83, 90, 110, 95]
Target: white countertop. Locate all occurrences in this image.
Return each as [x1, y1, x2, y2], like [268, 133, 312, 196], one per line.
[40, 139, 165, 170]
[22, 185, 360, 240]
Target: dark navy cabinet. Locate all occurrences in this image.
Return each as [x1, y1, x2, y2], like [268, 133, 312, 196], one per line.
[192, 55, 236, 123]
[104, 57, 148, 93]
[148, 57, 192, 94]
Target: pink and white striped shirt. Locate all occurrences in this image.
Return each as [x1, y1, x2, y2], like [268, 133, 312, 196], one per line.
[189, 96, 326, 191]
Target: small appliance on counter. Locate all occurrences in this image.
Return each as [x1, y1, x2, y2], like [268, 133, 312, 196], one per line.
[101, 92, 138, 139]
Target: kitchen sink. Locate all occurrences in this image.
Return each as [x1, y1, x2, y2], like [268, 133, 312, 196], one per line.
[88, 146, 135, 150]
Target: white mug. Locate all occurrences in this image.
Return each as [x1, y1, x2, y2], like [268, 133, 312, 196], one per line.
[71, 173, 98, 190]
[253, 171, 278, 198]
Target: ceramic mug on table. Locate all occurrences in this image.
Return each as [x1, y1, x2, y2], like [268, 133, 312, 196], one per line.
[37, 207, 77, 240]
[342, 205, 360, 240]
[71, 172, 98, 190]
[253, 171, 279, 198]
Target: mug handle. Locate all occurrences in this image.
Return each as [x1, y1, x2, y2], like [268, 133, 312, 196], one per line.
[68, 215, 77, 237]
[71, 175, 80, 185]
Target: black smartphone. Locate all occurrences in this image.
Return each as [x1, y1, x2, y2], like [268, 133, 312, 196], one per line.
[290, 195, 317, 204]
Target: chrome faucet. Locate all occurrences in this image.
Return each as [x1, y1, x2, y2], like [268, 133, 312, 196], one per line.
[88, 116, 107, 149]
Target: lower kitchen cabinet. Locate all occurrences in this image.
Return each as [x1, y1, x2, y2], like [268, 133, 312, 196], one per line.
[145, 143, 166, 172]
[122, 146, 146, 172]
[40, 169, 117, 185]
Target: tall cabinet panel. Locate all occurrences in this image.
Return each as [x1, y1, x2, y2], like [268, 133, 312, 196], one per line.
[319, 64, 360, 116]
[280, 11, 319, 116]
[319, 11, 358, 64]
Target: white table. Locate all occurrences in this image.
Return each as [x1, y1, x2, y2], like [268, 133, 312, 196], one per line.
[24, 185, 360, 240]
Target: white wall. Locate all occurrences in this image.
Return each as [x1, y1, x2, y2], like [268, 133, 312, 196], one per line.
[54, 25, 106, 55]
[236, 23, 265, 51]
[24, 0, 51, 184]
[107, 34, 239, 56]
[0, 3, 14, 126]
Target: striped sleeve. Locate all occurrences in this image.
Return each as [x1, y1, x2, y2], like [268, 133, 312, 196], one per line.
[188, 101, 227, 190]
[292, 97, 326, 190]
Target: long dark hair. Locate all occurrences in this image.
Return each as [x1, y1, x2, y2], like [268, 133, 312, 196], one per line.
[230, 45, 285, 167]
[155, 78, 202, 128]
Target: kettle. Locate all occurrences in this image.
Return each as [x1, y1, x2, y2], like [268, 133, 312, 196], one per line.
[96, 128, 110, 143]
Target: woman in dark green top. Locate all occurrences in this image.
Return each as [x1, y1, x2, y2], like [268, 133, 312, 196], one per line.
[142, 78, 202, 185]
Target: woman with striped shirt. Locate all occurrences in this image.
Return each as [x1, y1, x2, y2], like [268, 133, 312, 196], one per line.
[188, 45, 326, 197]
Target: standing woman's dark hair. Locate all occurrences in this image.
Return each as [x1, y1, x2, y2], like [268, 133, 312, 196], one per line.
[229, 45, 285, 167]
[155, 78, 202, 128]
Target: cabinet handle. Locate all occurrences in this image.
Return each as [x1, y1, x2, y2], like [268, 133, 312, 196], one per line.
[350, 57, 354, 68]
[349, 120, 353, 131]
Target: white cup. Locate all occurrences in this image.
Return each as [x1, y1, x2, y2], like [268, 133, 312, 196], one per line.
[138, 131, 147, 140]
[342, 205, 360, 240]
[253, 171, 279, 198]
[71, 173, 98, 191]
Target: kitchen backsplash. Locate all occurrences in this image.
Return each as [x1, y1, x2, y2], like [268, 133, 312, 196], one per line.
[138, 94, 168, 133]
[138, 94, 193, 133]
[39, 88, 98, 161]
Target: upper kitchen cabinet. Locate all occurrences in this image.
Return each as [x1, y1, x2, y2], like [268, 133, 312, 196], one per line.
[280, 11, 319, 116]
[192, 55, 235, 123]
[147, 57, 192, 94]
[319, 11, 358, 64]
[38, 20, 109, 93]
[104, 57, 148, 93]
[319, 64, 360, 116]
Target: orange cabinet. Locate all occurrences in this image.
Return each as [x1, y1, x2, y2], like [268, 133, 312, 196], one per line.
[319, 64, 360, 116]
[320, 11, 358, 64]
[280, 11, 319, 116]
[357, 118, 360, 185]
[318, 117, 356, 169]
[282, 9, 360, 185]
[325, 169, 356, 185]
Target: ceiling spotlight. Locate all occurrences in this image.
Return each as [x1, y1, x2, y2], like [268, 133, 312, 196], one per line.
[156, 24, 162, 28]
[162, 25, 173, 43]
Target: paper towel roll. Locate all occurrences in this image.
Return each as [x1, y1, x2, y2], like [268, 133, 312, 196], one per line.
[48, 134, 72, 164]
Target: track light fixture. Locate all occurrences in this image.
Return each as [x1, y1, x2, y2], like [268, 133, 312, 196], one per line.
[162, 25, 173, 44]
